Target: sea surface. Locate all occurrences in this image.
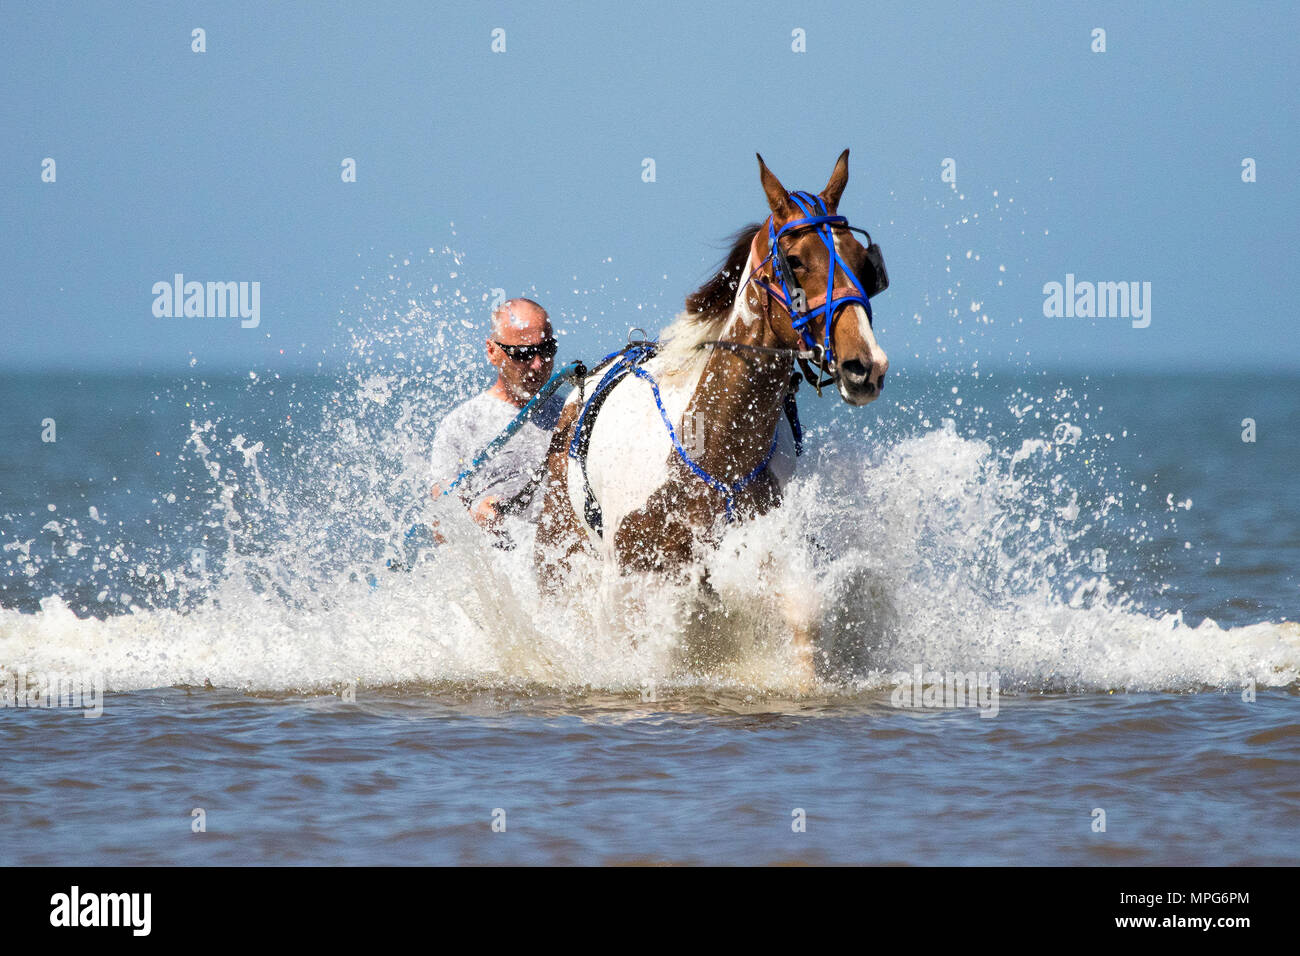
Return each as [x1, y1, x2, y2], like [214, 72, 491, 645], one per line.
[1, 364, 1297, 865]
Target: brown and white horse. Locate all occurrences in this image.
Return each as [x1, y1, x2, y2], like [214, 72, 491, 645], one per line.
[535, 150, 888, 674]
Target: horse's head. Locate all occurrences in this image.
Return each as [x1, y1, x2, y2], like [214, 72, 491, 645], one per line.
[750, 149, 889, 406]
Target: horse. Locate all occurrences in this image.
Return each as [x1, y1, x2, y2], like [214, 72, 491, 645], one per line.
[534, 150, 889, 680]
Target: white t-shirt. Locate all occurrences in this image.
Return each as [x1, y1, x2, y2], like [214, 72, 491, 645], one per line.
[428, 388, 565, 521]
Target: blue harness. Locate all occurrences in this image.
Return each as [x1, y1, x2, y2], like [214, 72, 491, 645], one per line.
[406, 196, 885, 550]
[568, 340, 803, 537]
[565, 191, 890, 538]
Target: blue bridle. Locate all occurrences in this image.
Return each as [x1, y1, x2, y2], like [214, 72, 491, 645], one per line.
[745, 190, 878, 377]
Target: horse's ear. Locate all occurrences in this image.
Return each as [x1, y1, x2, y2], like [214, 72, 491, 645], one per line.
[821, 148, 850, 209]
[757, 153, 794, 219]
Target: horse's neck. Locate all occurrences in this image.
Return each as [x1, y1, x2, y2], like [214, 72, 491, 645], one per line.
[681, 284, 792, 484]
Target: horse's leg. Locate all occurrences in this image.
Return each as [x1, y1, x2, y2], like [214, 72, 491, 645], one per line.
[612, 477, 707, 576]
[739, 476, 820, 690]
[781, 590, 820, 691]
[534, 402, 594, 595]
[615, 473, 819, 689]
[753, 554, 820, 691]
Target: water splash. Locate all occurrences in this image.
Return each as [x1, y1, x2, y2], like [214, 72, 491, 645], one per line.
[2, 245, 1297, 698]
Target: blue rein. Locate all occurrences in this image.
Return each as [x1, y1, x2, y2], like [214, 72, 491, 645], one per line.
[441, 361, 584, 496]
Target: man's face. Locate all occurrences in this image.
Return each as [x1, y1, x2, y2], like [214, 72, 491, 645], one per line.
[487, 302, 555, 401]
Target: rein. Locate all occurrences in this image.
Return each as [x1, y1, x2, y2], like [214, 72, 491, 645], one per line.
[697, 338, 837, 395]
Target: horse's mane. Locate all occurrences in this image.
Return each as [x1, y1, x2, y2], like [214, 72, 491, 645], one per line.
[656, 222, 762, 380]
[685, 222, 762, 320]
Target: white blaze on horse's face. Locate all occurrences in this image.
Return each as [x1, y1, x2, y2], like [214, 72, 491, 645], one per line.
[830, 231, 888, 406]
[834, 302, 888, 405]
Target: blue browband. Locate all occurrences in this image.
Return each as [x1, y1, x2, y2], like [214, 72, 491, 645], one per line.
[746, 190, 875, 372]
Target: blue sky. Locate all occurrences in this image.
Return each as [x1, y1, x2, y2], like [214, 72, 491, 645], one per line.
[2, 0, 1296, 373]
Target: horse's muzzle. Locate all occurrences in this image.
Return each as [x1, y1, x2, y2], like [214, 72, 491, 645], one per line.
[837, 358, 885, 405]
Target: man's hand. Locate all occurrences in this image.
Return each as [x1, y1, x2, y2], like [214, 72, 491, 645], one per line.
[430, 483, 503, 535]
[470, 495, 502, 528]
[425, 483, 446, 544]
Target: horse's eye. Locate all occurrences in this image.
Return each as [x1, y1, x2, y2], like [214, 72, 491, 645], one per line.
[785, 256, 804, 272]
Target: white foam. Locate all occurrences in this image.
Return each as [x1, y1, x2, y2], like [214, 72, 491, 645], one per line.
[3, 419, 1296, 697]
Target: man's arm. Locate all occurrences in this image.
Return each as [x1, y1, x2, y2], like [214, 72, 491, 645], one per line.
[429, 416, 504, 529]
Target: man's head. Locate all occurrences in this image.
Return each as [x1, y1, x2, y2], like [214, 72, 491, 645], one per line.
[487, 298, 555, 403]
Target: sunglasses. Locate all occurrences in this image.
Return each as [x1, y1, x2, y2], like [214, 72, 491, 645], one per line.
[494, 338, 558, 362]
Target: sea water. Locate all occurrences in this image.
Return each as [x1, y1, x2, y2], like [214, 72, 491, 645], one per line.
[1, 358, 1297, 865]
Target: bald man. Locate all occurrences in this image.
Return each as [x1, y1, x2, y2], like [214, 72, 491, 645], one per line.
[428, 298, 563, 534]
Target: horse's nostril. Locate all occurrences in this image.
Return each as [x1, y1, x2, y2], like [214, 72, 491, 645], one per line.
[841, 359, 869, 381]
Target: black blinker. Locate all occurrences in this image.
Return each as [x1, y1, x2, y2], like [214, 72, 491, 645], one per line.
[860, 242, 889, 297]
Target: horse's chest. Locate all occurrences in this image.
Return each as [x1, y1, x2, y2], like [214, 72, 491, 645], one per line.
[564, 358, 798, 564]
[575, 373, 688, 527]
